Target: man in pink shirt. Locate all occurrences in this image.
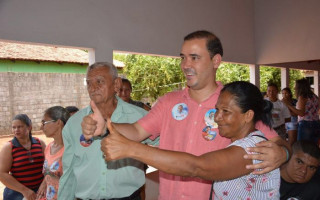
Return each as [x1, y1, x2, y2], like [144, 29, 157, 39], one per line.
[82, 30, 289, 200]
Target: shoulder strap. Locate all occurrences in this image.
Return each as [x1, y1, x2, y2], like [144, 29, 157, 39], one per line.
[252, 134, 268, 141]
[209, 183, 213, 200]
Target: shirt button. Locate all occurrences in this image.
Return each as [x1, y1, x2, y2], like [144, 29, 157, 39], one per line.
[102, 172, 106, 175]
[101, 188, 105, 191]
[181, 195, 185, 198]
[194, 121, 197, 124]
[199, 104, 202, 107]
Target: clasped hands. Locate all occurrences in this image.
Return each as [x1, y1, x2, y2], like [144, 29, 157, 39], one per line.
[81, 100, 132, 161]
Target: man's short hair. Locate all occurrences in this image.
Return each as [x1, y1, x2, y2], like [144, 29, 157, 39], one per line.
[121, 78, 132, 90]
[184, 30, 223, 58]
[267, 82, 279, 91]
[87, 62, 118, 80]
[292, 141, 320, 161]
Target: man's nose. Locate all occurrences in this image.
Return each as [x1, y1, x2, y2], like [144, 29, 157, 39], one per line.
[181, 58, 191, 69]
[300, 165, 307, 174]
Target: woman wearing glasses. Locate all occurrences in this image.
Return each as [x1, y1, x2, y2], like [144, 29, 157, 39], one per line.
[36, 106, 70, 200]
[0, 114, 46, 200]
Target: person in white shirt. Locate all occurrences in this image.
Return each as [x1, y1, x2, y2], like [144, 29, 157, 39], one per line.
[266, 82, 291, 140]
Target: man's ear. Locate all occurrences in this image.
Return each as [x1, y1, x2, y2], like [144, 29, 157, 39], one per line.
[212, 54, 222, 69]
[114, 77, 122, 94]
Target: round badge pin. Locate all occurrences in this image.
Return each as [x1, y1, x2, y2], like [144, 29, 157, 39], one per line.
[204, 109, 218, 128]
[201, 126, 217, 141]
[172, 103, 188, 120]
[80, 134, 93, 147]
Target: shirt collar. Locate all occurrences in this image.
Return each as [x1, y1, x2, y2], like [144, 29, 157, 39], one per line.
[12, 135, 37, 147]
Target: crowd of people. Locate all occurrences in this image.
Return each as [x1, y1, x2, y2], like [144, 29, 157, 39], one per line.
[0, 30, 319, 200]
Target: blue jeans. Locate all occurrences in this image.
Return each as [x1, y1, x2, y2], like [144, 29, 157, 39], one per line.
[3, 187, 23, 200]
[298, 120, 320, 143]
[3, 187, 38, 200]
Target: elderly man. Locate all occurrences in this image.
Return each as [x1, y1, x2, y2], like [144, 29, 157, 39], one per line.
[280, 141, 320, 200]
[58, 62, 147, 200]
[82, 31, 290, 200]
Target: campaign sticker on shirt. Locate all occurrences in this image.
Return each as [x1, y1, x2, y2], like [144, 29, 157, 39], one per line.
[201, 126, 217, 141]
[80, 134, 93, 147]
[172, 103, 188, 120]
[50, 161, 60, 172]
[46, 185, 56, 200]
[204, 109, 218, 128]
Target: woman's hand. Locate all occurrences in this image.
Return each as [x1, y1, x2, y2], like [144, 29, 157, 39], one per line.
[36, 179, 47, 200]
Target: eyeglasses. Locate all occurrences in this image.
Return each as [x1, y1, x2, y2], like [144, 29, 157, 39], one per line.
[41, 120, 56, 126]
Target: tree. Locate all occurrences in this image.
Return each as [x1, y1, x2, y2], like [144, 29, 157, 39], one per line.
[259, 66, 305, 97]
[216, 63, 250, 84]
[114, 53, 185, 103]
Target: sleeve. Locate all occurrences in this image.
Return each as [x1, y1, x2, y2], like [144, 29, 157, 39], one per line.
[57, 124, 76, 200]
[137, 95, 168, 140]
[232, 136, 265, 165]
[255, 121, 278, 139]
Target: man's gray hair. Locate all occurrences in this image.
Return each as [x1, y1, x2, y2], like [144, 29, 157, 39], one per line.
[87, 62, 118, 80]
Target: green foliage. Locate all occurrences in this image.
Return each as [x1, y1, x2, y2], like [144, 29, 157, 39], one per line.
[216, 63, 250, 84]
[259, 66, 304, 96]
[114, 53, 185, 103]
[259, 66, 281, 92]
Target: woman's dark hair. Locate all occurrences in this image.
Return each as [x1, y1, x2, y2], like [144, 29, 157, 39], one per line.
[282, 87, 293, 99]
[44, 106, 70, 125]
[295, 78, 314, 99]
[65, 106, 79, 114]
[221, 81, 273, 129]
[13, 114, 32, 136]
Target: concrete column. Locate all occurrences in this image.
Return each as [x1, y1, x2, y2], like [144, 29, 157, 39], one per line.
[281, 67, 289, 89]
[88, 48, 95, 65]
[314, 70, 319, 96]
[249, 64, 260, 89]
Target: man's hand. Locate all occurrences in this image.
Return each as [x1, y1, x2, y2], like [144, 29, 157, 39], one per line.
[101, 119, 132, 161]
[243, 140, 286, 175]
[81, 100, 107, 140]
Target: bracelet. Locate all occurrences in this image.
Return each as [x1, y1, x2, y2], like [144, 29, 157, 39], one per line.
[282, 146, 290, 162]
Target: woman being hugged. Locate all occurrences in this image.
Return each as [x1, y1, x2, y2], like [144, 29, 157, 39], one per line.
[284, 78, 320, 143]
[36, 106, 70, 200]
[0, 114, 46, 200]
[102, 81, 281, 199]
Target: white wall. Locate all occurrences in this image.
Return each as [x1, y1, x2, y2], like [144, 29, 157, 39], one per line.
[254, 0, 320, 65]
[0, 0, 256, 64]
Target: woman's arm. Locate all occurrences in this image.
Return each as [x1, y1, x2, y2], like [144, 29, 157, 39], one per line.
[101, 121, 253, 181]
[284, 96, 307, 117]
[0, 143, 37, 200]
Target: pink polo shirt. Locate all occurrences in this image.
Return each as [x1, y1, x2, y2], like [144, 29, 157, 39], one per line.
[138, 83, 277, 200]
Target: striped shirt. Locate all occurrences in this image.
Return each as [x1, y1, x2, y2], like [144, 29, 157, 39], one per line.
[213, 131, 280, 200]
[10, 136, 44, 190]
